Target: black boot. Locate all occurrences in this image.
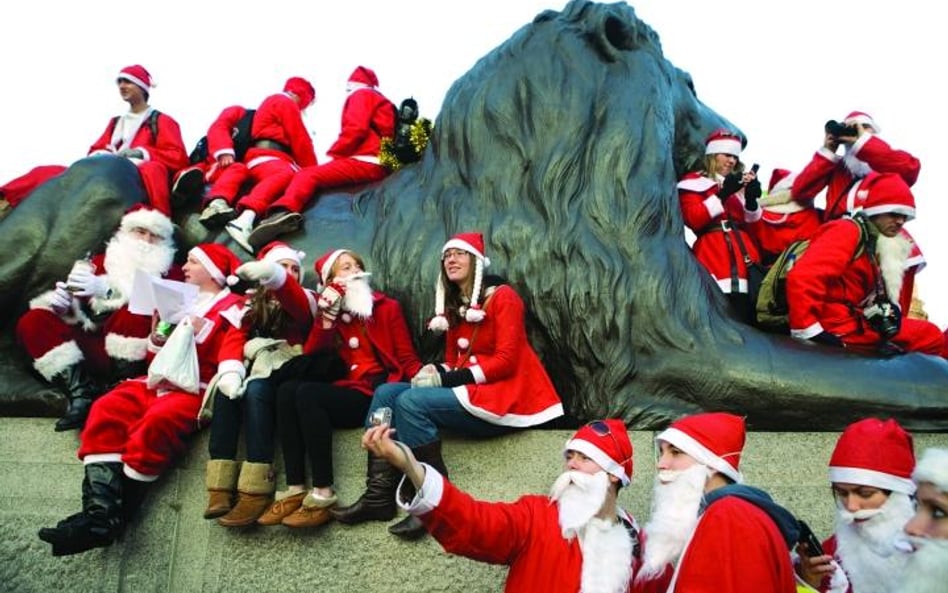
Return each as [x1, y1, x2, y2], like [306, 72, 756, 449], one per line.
[388, 440, 448, 541]
[330, 454, 400, 524]
[38, 462, 124, 556]
[120, 475, 149, 524]
[51, 364, 101, 432]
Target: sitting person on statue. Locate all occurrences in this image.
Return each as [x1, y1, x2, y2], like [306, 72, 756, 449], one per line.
[15, 204, 181, 431]
[244, 66, 396, 249]
[0, 65, 189, 217]
[677, 129, 763, 324]
[331, 232, 564, 540]
[203, 242, 314, 527]
[362, 419, 642, 593]
[252, 247, 422, 529]
[37, 243, 245, 557]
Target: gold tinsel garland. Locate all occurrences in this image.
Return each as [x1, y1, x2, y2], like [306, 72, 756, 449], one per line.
[380, 118, 434, 172]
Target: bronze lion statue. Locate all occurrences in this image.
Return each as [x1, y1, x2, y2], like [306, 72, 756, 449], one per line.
[2, 0, 946, 429]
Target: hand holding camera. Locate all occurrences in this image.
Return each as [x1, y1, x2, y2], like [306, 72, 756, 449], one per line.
[863, 299, 901, 340]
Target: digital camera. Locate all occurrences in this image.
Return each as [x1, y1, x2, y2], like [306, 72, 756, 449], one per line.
[863, 300, 901, 340]
[370, 406, 393, 427]
[825, 120, 859, 138]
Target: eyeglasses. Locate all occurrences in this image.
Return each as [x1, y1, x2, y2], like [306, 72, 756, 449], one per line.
[442, 248, 470, 260]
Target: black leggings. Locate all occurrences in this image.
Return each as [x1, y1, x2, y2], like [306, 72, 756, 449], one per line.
[275, 380, 370, 488]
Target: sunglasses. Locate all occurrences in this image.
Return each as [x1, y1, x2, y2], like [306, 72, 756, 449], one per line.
[587, 420, 631, 466]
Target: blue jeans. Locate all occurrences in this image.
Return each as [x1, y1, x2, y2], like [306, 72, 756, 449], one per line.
[367, 382, 512, 447]
[207, 377, 277, 462]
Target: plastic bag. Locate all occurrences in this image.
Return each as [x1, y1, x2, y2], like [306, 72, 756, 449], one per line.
[147, 317, 200, 394]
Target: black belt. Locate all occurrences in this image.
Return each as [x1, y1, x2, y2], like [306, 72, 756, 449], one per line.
[699, 220, 733, 235]
[252, 139, 291, 154]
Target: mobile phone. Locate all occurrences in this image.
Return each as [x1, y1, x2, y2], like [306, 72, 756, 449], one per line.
[370, 406, 393, 427]
[797, 520, 824, 556]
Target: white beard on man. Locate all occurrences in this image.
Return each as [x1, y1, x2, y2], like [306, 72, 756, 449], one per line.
[101, 229, 175, 306]
[550, 470, 633, 593]
[832, 492, 916, 593]
[894, 536, 948, 593]
[340, 273, 374, 319]
[635, 463, 709, 583]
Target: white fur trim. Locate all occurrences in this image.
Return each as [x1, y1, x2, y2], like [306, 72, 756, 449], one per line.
[469, 365, 487, 384]
[117, 72, 151, 93]
[190, 247, 226, 285]
[743, 204, 762, 223]
[564, 438, 630, 485]
[677, 176, 717, 192]
[849, 131, 873, 156]
[398, 462, 445, 515]
[862, 204, 916, 220]
[33, 340, 84, 381]
[829, 467, 916, 495]
[703, 195, 724, 219]
[452, 386, 565, 427]
[655, 427, 743, 483]
[792, 322, 825, 340]
[912, 448, 948, 493]
[105, 333, 148, 361]
[123, 464, 160, 482]
[219, 303, 245, 330]
[121, 208, 173, 240]
[442, 238, 487, 262]
[705, 138, 741, 156]
[83, 453, 123, 464]
[217, 359, 247, 379]
[713, 277, 748, 294]
[817, 147, 842, 162]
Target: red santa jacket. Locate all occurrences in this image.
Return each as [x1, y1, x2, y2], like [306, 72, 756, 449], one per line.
[206, 105, 248, 162]
[417, 472, 639, 593]
[786, 218, 878, 340]
[791, 135, 921, 221]
[747, 206, 823, 265]
[326, 86, 396, 163]
[243, 93, 316, 169]
[442, 285, 563, 427]
[678, 173, 762, 293]
[88, 109, 189, 172]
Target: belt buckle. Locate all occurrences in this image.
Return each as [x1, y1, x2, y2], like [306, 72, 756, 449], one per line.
[720, 220, 731, 232]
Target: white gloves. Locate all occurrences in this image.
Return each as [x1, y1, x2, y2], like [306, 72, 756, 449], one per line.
[217, 371, 245, 399]
[237, 260, 280, 284]
[50, 282, 73, 315]
[411, 364, 442, 388]
[318, 282, 345, 322]
[66, 267, 109, 298]
[117, 148, 144, 160]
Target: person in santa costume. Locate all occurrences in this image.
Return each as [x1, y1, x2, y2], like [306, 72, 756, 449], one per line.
[244, 66, 396, 250]
[202, 241, 316, 527]
[249, 247, 422, 529]
[0, 65, 189, 217]
[634, 412, 798, 593]
[678, 129, 763, 324]
[15, 204, 182, 431]
[895, 447, 948, 593]
[37, 243, 245, 557]
[786, 172, 947, 356]
[220, 77, 317, 253]
[796, 418, 918, 593]
[362, 418, 642, 593]
[332, 232, 564, 539]
[791, 111, 926, 316]
[746, 168, 823, 266]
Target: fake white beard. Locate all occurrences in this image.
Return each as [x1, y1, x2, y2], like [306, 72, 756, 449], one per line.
[103, 231, 175, 297]
[834, 492, 916, 593]
[579, 517, 633, 593]
[341, 275, 374, 319]
[894, 537, 948, 593]
[843, 147, 873, 179]
[874, 233, 912, 304]
[551, 470, 611, 540]
[636, 464, 709, 581]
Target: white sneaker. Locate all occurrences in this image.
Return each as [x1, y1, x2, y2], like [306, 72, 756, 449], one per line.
[199, 198, 236, 228]
[225, 218, 254, 254]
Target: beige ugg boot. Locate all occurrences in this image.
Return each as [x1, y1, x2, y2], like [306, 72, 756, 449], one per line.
[204, 459, 239, 519]
[217, 462, 276, 527]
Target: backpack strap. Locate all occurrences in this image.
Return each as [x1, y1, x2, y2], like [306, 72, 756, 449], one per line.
[147, 110, 161, 139]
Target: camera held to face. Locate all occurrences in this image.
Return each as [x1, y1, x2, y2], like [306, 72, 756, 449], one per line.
[825, 119, 859, 138]
[863, 299, 901, 340]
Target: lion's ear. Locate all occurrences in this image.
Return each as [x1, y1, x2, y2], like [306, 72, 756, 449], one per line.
[587, 9, 642, 62]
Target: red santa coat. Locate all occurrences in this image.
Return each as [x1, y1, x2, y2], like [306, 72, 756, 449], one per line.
[195, 105, 251, 199]
[415, 472, 638, 593]
[78, 288, 245, 479]
[791, 135, 921, 222]
[668, 496, 796, 593]
[747, 205, 822, 265]
[678, 173, 762, 293]
[785, 219, 945, 356]
[243, 93, 316, 169]
[273, 278, 422, 395]
[442, 285, 563, 427]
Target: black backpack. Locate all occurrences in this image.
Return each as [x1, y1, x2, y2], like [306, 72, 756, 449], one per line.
[188, 109, 256, 164]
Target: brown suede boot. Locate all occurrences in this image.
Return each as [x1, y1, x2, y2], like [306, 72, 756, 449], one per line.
[218, 462, 276, 527]
[204, 459, 239, 519]
[257, 491, 305, 526]
[282, 492, 337, 528]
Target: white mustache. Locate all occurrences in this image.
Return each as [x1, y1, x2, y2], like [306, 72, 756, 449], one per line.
[839, 507, 883, 524]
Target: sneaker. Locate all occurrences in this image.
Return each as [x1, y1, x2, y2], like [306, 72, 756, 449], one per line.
[247, 211, 303, 250]
[225, 218, 255, 254]
[199, 198, 237, 228]
[171, 167, 205, 208]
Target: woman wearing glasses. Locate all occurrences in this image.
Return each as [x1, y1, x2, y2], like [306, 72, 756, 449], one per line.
[332, 231, 564, 540]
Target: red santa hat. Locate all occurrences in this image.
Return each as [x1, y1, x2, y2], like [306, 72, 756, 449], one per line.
[118, 203, 174, 242]
[564, 419, 634, 486]
[428, 232, 491, 332]
[656, 412, 745, 483]
[190, 243, 241, 287]
[843, 110, 879, 132]
[768, 168, 793, 193]
[258, 241, 305, 283]
[704, 129, 744, 157]
[347, 65, 379, 89]
[117, 64, 154, 93]
[284, 77, 315, 109]
[829, 417, 916, 494]
[855, 172, 916, 220]
[315, 248, 355, 285]
[912, 447, 948, 494]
